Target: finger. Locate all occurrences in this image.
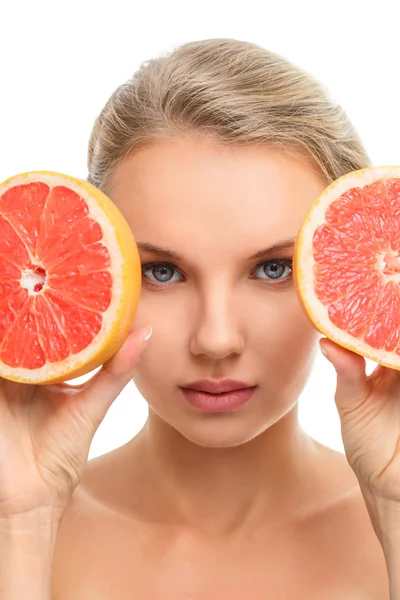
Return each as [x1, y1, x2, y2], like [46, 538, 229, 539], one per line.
[319, 338, 370, 415]
[76, 325, 152, 429]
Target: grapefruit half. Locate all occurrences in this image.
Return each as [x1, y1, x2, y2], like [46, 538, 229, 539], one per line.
[0, 171, 141, 384]
[294, 165, 400, 370]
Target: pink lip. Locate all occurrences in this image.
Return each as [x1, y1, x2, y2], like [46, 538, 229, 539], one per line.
[180, 387, 256, 413]
[181, 379, 254, 394]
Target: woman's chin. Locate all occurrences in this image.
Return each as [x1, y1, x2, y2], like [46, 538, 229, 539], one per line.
[164, 416, 272, 449]
[144, 393, 299, 449]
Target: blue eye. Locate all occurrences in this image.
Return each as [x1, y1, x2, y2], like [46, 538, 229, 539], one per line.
[142, 263, 182, 285]
[141, 259, 293, 288]
[252, 259, 293, 282]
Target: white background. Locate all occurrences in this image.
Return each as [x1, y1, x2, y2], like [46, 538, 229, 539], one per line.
[1, 0, 398, 459]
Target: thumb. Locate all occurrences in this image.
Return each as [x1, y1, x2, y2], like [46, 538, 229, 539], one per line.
[79, 325, 152, 429]
[319, 338, 370, 416]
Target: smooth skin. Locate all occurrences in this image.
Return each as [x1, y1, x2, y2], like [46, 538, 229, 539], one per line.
[4, 135, 396, 597]
[49, 135, 395, 598]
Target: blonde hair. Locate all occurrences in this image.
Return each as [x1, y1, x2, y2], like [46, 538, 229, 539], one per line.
[87, 38, 370, 194]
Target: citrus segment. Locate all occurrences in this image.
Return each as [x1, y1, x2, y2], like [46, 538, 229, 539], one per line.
[37, 186, 92, 263]
[363, 281, 400, 352]
[48, 272, 112, 312]
[33, 294, 70, 363]
[0, 171, 141, 383]
[0, 216, 31, 266]
[312, 225, 375, 264]
[326, 272, 384, 337]
[1, 297, 46, 369]
[362, 180, 392, 249]
[294, 166, 400, 370]
[0, 289, 28, 347]
[0, 182, 49, 255]
[43, 290, 103, 355]
[0, 257, 21, 281]
[387, 178, 400, 249]
[324, 187, 376, 248]
[314, 263, 374, 304]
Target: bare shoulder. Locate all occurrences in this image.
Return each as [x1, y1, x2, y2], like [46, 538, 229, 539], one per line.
[51, 450, 128, 599]
[296, 443, 389, 597]
[51, 443, 390, 599]
[308, 444, 385, 538]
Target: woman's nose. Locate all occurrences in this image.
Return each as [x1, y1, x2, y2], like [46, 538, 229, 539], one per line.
[188, 291, 245, 360]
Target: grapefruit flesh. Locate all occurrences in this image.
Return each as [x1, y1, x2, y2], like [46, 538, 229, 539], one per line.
[0, 171, 141, 384]
[294, 166, 400, 370]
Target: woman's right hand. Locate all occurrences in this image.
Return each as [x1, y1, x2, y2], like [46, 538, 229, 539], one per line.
[0, 325, 151, 521]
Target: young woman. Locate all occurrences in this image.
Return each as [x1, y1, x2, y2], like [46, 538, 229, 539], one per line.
[1, 38, 399, 599]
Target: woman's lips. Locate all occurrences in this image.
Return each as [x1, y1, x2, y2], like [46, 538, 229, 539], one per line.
[180, 387, 257, 412]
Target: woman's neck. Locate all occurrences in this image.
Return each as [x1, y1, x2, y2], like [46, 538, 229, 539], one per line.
[120, 405, 324, 537]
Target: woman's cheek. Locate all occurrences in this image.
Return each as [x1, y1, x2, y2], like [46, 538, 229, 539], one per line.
[261, 300, 318, 371]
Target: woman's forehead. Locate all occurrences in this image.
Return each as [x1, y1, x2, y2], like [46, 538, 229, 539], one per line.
[110, 136, 326, 241]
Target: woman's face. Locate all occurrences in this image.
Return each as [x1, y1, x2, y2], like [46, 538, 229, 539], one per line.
[110, 135, 326, 448]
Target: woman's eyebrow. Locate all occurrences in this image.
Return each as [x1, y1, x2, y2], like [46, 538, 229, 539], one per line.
[136, 238, 297, 261]
[248, 238, 297, 260]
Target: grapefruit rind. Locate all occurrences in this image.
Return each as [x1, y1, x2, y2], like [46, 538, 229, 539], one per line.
[294, 165, 400, 371]
[0, 171, 141, 384]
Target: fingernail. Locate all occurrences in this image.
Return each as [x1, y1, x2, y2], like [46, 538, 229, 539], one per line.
[143, 326, 152, 341]
[320, 345, 328, 358]
[138, 327, 152, 358]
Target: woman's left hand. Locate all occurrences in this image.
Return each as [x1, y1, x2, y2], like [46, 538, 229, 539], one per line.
[320, 337, 400, 539]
